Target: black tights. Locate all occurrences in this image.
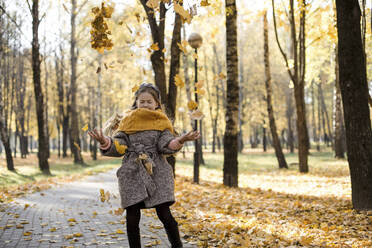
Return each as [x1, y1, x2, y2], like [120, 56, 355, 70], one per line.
[126, 202, 178, 233]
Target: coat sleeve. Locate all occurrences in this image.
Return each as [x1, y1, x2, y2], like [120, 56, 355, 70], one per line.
[100, 131, 129, 157]
[157, 129, 181, 155]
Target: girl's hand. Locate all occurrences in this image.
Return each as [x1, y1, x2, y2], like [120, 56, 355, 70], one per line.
[179, 130, 200, 144]
[88, 128, 108, 145]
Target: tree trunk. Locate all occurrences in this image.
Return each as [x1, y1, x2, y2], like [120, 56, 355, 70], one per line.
[272, 0, 309, 171]
[31, 0, 50, 174]
[336, 0, 372, 210]
[262, 125, 267, 152]
[286, 89, 295, 153]
[223, 0, 239, 187]
[334, 47, 345, 158]
[166, 8, 182, 176]
[69, 0, 84, 165]
[263, 11, 288, 169]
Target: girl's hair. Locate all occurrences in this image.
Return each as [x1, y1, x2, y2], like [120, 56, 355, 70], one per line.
[131, 83, 162, 110]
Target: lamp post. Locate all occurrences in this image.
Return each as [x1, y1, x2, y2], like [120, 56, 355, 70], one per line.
[188, 32, 202, 184]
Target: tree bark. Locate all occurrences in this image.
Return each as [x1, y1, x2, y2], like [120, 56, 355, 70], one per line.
[334, 47, 345, 158]
[336, 0, 372, 210]
[263, 11, 288, 169]
[69, 0, 84, 164]
[272, 0, 309, 172]
[31, 0, 50, 174]
[223, 0, 239, 187]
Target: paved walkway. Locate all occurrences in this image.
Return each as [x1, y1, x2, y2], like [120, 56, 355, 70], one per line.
[0, 169, 195, 248]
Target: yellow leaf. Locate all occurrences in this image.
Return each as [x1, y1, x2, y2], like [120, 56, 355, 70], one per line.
[68, 218, 76, 222]
[132, 85, 139, 92]
[201, 0, 210, 6]
[114, 208, 124, 215]
[114, 140, 127, 155]
[146, 0, 160, 9]
[150, 43, 159, 51]
[73, 142, 80, 151]
[81, 124, 89, 132]
[97, 47, 105, 54]
[177, 42, 187, 54]
[192, 52, 198, 60]
[195, 81, 204, 88]
[189, 110, 204, 120]
[218, 72, 226, 79]
[64, 234, 73, 240]
[174, 74, 185, 88]
[187, 101, 198, 111]
[73, 233, 83, 237]
[24, 204, 30, 209]
[196, 88, 206, 96]
[162, 48, 166, 53]
[23, 231, 32, 236]
[49, 227, 57, 232]
[174, 3, 192, 24]
[116, 229, 125, 234]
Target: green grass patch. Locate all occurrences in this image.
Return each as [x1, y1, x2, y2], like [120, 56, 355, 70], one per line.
[176, 149, 349, 177]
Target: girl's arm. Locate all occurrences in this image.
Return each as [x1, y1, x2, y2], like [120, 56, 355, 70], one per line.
[88, 129, 128, 157]
[168, 130, 200, 150]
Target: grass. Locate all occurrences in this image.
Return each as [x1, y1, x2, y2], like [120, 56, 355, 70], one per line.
[175, 148, 351, 199]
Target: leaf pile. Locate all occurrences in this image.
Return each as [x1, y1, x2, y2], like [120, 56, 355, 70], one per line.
[167, 176, 372, 247]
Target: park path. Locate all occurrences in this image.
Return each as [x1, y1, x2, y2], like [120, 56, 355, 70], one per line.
[0, 169, 195, 248]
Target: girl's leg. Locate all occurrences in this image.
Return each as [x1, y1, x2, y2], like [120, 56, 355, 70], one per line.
[155, 203, 183, 248]
[126, 202, 142, 248]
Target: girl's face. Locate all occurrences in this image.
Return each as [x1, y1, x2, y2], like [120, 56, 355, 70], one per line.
[136, 92, 158, 110]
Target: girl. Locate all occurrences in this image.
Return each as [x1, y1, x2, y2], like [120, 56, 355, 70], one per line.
[88, 83, 199, 248]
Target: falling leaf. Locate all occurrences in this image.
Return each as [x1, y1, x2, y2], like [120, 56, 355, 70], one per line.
[81, 124, 89, 132]
[150, 43, 159, 51]
[134, 12, 141, 22]
[218, 72, 226, 79]
[118, 21, 123, 25]
[162, 48, 166, 53]
[177, 42, 187, 54]
[174, 3, 192, 24]
[125, 23, 132, 33]
[174, 74, 185, 88]
[132, 85, 139, 92]
[62, 3, 70, 14]
[73, 142, 80, 151]
[96, 66, 101, 74]
[187, 101, 198, 111]
[189, 110, 205, 120]
[104, 63, 108, 70]
[146, 0, 160, 9]
[195, 81, 204, 88]
[192, 52, 198, 60]
[114, 140, 127, 155]
[200, 0, 210, 7]
[196, 88, 206, 96]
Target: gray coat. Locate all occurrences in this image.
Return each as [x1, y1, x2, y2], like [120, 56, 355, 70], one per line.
[101, 130, 179, 209]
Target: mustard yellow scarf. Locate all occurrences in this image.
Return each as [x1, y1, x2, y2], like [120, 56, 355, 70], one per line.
[117, 108, 174, 134]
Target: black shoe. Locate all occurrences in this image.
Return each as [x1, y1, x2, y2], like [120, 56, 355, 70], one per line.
[165, 224, 183, 248]
[127, 230, 141, 248]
